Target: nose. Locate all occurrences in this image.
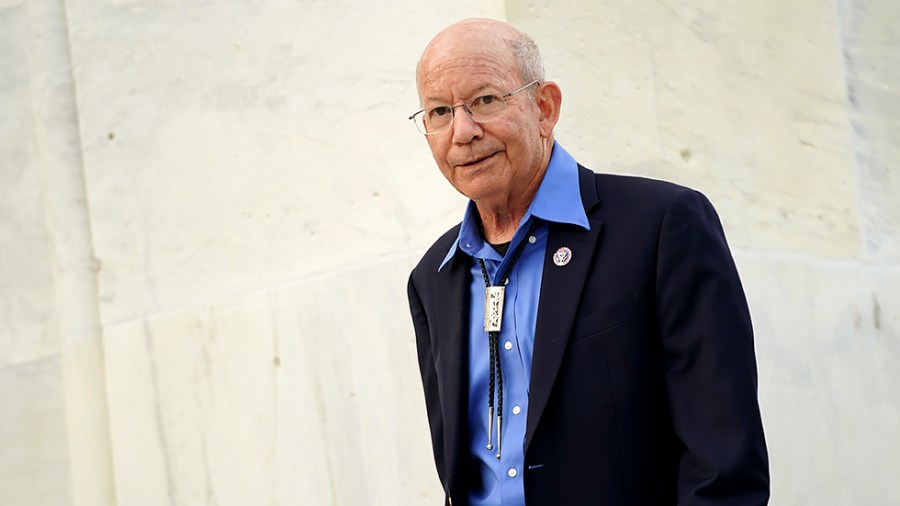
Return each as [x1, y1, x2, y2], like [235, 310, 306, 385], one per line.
[451, 104, 483, 145]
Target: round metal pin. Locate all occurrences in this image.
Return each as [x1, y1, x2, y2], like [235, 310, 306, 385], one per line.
[553, 247, 572, 266]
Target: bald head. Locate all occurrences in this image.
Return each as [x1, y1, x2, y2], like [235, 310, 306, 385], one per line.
[412, 19, 562, 222]
[416, 18, 544, 101]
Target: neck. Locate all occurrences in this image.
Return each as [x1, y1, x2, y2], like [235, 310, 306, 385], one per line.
[476, 169, 544, 243]
[478, 207, 528, 244]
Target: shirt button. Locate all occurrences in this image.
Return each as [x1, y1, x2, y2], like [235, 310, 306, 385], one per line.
[504, 341, 513, 351]
[528, 235, 536, 244]
[508, 468, 518, 478]
[512, 405, 521, 415]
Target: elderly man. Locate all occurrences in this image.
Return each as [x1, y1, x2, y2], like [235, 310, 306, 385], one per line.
[407, 18, 769, 506]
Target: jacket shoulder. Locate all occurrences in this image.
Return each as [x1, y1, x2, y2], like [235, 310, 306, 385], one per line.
[580, 168, 713, 216]
[591, 170, 696, 201]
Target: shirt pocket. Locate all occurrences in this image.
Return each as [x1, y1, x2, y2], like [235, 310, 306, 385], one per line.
[571, 294, 641, 342]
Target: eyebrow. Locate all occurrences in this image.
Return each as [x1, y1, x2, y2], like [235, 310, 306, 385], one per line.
[423, 83, 496, 104]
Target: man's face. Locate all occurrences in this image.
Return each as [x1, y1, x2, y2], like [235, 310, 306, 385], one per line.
[417, 31, 546, 206]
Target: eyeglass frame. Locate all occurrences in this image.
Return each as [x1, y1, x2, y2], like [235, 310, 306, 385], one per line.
[408, 80, 541, 135]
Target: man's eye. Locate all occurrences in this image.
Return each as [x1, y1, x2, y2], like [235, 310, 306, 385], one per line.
[475, 95, 496, 106]
[430, 106, 452, 117]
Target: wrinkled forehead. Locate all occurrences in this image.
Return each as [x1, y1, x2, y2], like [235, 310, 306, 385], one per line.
[417, 35, 518, 100]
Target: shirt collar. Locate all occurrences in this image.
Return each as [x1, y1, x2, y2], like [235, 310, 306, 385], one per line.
[438, 141, 590, 271]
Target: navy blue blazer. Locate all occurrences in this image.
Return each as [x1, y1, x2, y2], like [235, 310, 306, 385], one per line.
[408, 166, 769, 505]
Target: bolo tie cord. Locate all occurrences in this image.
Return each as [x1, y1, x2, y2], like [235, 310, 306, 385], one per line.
[477, 220, 537, 460]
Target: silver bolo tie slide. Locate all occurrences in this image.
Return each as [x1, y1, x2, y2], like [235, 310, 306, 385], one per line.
[484, 286, 505, 333]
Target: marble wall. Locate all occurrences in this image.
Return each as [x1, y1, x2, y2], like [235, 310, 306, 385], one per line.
[0, 0, 897, 504]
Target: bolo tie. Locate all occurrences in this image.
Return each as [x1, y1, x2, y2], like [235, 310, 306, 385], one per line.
[477, 221, 537, 460]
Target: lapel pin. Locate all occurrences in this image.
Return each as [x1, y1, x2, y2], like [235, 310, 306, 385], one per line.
[553, 247, 572, 266]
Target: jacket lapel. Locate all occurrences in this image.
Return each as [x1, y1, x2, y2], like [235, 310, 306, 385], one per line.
[525, 166, 602, 453]
[432, 249, 471, 495]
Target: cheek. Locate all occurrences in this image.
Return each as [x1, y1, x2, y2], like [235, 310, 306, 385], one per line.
[506, 122, 540, 157]
[426, 136, 448, 160]
[425, 140, 453, 178]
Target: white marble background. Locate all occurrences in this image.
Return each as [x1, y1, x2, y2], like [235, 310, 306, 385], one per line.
[1, 0, 898, 504]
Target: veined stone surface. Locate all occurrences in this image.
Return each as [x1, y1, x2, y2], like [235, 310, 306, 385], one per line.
[65, 0, 486, 326]
[0, 358, 72, 505]
[0, 0, 898, 504]
[104, 257, 435, 505]
[838, 0, 900, 261]
[509, 0, 862, 258]
[738, 252, 900, 504]
[0, 0, 59, 368]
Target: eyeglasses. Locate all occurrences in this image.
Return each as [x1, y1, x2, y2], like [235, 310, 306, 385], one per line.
[409, 80, 540, 135]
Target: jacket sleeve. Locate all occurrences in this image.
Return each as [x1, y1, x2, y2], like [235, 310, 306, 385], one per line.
[407, 270, 450, 500]
[654, 189, 770, 505]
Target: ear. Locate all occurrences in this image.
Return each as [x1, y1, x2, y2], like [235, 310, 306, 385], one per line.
[535, 81, 562, 138]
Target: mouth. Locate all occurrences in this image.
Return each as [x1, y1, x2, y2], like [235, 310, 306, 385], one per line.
[457, 151, 498, 169]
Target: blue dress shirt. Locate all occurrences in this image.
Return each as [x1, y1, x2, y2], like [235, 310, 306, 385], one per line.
[438, 142, 590, 505]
